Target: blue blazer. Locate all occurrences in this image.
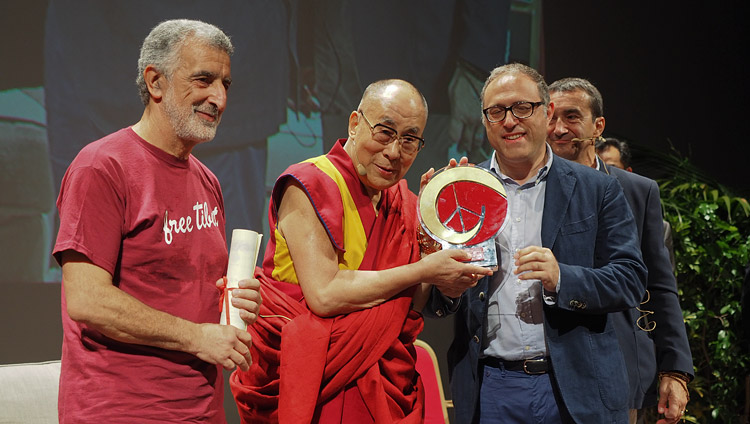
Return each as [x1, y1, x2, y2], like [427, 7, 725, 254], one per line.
[605, 162, 693, 408]
[430, 156, 647, 424]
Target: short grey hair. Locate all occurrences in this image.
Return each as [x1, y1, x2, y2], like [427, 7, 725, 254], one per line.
[549, 77, 604, 120]
[136, 19, 233, 105]
[480, 63, 550, 108]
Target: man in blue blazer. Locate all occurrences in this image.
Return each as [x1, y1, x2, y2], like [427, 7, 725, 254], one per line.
[427, 64, 647, 423]
[547, 77, 693, 424]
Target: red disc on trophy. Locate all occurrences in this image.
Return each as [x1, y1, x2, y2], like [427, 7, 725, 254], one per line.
[419, 166, 508, 247]
[434, 180, 508, 245]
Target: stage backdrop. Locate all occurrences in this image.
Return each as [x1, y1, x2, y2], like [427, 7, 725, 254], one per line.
[3, 1, 744, 422]
[1, 1, 547, 422]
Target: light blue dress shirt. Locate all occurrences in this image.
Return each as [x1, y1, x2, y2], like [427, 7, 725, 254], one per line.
[482, 145, 555, 361]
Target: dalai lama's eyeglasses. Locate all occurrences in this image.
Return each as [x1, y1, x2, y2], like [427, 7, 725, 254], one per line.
[358, 110, 425, 155]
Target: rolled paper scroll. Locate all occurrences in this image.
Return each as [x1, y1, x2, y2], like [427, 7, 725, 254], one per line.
[220, 229, 263, 330]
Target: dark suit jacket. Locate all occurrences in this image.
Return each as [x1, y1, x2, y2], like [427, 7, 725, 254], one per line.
[428, 155, 647, 424]
[605, 161, 693, 408]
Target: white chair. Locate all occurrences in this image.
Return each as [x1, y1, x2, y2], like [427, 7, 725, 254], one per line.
[0, 360, 61, 424]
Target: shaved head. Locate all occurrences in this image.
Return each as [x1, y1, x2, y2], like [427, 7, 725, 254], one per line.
[359, 79, 428, 117]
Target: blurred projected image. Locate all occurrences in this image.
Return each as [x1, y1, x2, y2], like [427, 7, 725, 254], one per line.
[1, 0, 543, 284]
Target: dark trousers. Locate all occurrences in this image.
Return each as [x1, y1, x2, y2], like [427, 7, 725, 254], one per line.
[478, 363, 574, 423]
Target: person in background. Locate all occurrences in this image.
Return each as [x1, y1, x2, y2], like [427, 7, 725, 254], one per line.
[53, 19, 261, 423]
[597, 137, 633, 172]
[428, 63, 647, 423]
[548, 77, 693, 424]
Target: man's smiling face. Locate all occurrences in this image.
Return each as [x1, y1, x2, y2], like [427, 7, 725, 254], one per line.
[482, 73, 552, 170]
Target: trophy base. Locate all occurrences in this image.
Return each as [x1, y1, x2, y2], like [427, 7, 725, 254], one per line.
[442, 238, 497, 271]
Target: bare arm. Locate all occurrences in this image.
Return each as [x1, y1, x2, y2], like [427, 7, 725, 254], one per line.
[278, 181, 490, 317]
[62, 250, 254, 370]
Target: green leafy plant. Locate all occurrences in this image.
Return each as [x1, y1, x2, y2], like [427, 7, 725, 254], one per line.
[658, 156, 750, 423]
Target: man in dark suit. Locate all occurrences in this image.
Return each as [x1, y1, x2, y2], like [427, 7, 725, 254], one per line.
[597, 137, 677, 272]
[427, 63, 647, 423]
[547, 77, 693, 424]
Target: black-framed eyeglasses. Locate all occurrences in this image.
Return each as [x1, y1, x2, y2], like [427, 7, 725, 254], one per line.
[358, 110, 425, 155]
[482, 101, 545, 123]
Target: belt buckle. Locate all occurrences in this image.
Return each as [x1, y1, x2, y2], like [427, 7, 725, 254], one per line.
[522, 358, 546, 375]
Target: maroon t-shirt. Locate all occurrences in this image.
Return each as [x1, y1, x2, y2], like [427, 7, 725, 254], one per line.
[53, 127, 229, 423]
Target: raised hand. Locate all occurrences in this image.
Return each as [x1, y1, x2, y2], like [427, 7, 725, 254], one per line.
[419, 156, 470, 191]
[514, 246, 560, 292]
[232, 278, 263, 325]
[216, 277, 263, 326]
